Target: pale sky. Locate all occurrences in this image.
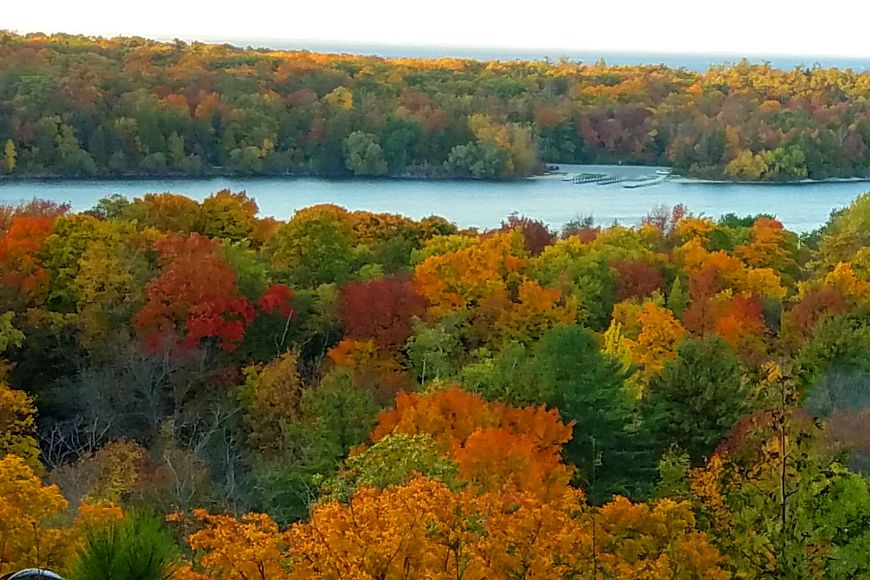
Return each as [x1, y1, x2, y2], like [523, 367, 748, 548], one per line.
[5, 0, 870, 58]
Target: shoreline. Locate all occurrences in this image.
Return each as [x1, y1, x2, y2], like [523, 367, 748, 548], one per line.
[0, 172, 527, 185]
[544, 165, 870, 186]
[3, 168, 870, 187]
[669, 176, 870, 186]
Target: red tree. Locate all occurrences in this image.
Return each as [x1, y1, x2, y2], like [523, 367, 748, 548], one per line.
[134, 233, 254, 352]
[499, 214, 555, 256]
[259, 283, 295, 318]
[682, 265, 723, 337]
[612, 260, 664, 301]
[715, 294, 766, 348]
[339, 276, 425, 349]
[0, 199, 69, 234]
[0, 216, 55, 302]
[783, 287, 848, 346]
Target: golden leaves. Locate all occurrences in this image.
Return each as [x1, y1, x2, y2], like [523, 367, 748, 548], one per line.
[179, 509, 290, 579]
[0, 455, 69, 574]
[414, 230, 527, 317]
[824, 262, 870, 304]
[286, 476, 728, 579]
[0, 383, 40, 471]
[620, 301, 687, 380]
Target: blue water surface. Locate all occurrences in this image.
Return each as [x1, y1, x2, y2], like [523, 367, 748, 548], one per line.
[1, 166, 866, 233]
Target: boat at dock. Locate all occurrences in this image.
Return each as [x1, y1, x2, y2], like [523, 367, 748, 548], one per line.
[623, 175, 666, 188]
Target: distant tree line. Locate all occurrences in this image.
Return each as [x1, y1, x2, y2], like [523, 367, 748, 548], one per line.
[3, 32, 870, 180]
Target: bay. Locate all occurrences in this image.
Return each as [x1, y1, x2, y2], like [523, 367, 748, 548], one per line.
[1, 165, 867, 233]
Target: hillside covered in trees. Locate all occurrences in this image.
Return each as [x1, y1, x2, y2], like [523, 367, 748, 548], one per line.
[4, 32, 870, 180]
[1, 189, 870, 576]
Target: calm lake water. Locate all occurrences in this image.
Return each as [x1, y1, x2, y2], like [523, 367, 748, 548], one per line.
[1, 165, 868, 233]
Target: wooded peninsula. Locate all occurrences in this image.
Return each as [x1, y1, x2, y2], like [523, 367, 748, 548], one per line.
[3, 32, 870, 181]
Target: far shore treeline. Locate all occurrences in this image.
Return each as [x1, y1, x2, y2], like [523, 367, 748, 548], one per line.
[3, 32, 870, 181]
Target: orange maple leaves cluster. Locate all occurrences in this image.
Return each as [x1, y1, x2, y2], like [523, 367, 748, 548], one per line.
[370, 386, 573, 498]
[176, 388, 729, 579]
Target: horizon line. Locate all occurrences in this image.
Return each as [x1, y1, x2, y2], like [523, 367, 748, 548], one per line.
[7, 29, 870, 64]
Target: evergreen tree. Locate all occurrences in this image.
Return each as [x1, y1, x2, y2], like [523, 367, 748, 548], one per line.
[644, 336, 748, 464]
[523, 325, 653, 501]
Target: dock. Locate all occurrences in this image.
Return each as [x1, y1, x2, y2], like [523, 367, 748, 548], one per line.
[570, 173, 607, 184]
[567, 170, 669, 187]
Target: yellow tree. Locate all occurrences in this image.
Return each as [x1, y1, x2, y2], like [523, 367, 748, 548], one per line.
[48, 439, 145, 509]
[469, 485, 593, 578]
[725, 149, 769, 180]
[0, 383, 41, 470]
[286, 476, 729, 579]
[595, 496, 730, 579]
[674, 216, 716, 245]
[174, 510, 291, 580]
[414, 230, 526, 317]
[239, 350, 303, 459]
[485, 280, 576, 346]
[3, 140, 15, 174]
[74, 236, 141, 345]
[0, 455, 69, 574]
[736, 217, 797, 274]
[287, 477, 471, 578]
[300, 477, 563, 578]
[740, 267, 787, 300]
[823, 262, 870, 305]
[415, 231, 572, 347]
[199, 189, 259, 243]
[126, 193, 203, 234]
[620, 301, 687, 383]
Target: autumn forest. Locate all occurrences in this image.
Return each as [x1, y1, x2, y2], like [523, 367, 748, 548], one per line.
[4, 32, 870, 180]
[3, 29, 870, 580]
[0, 188, 869, 577]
